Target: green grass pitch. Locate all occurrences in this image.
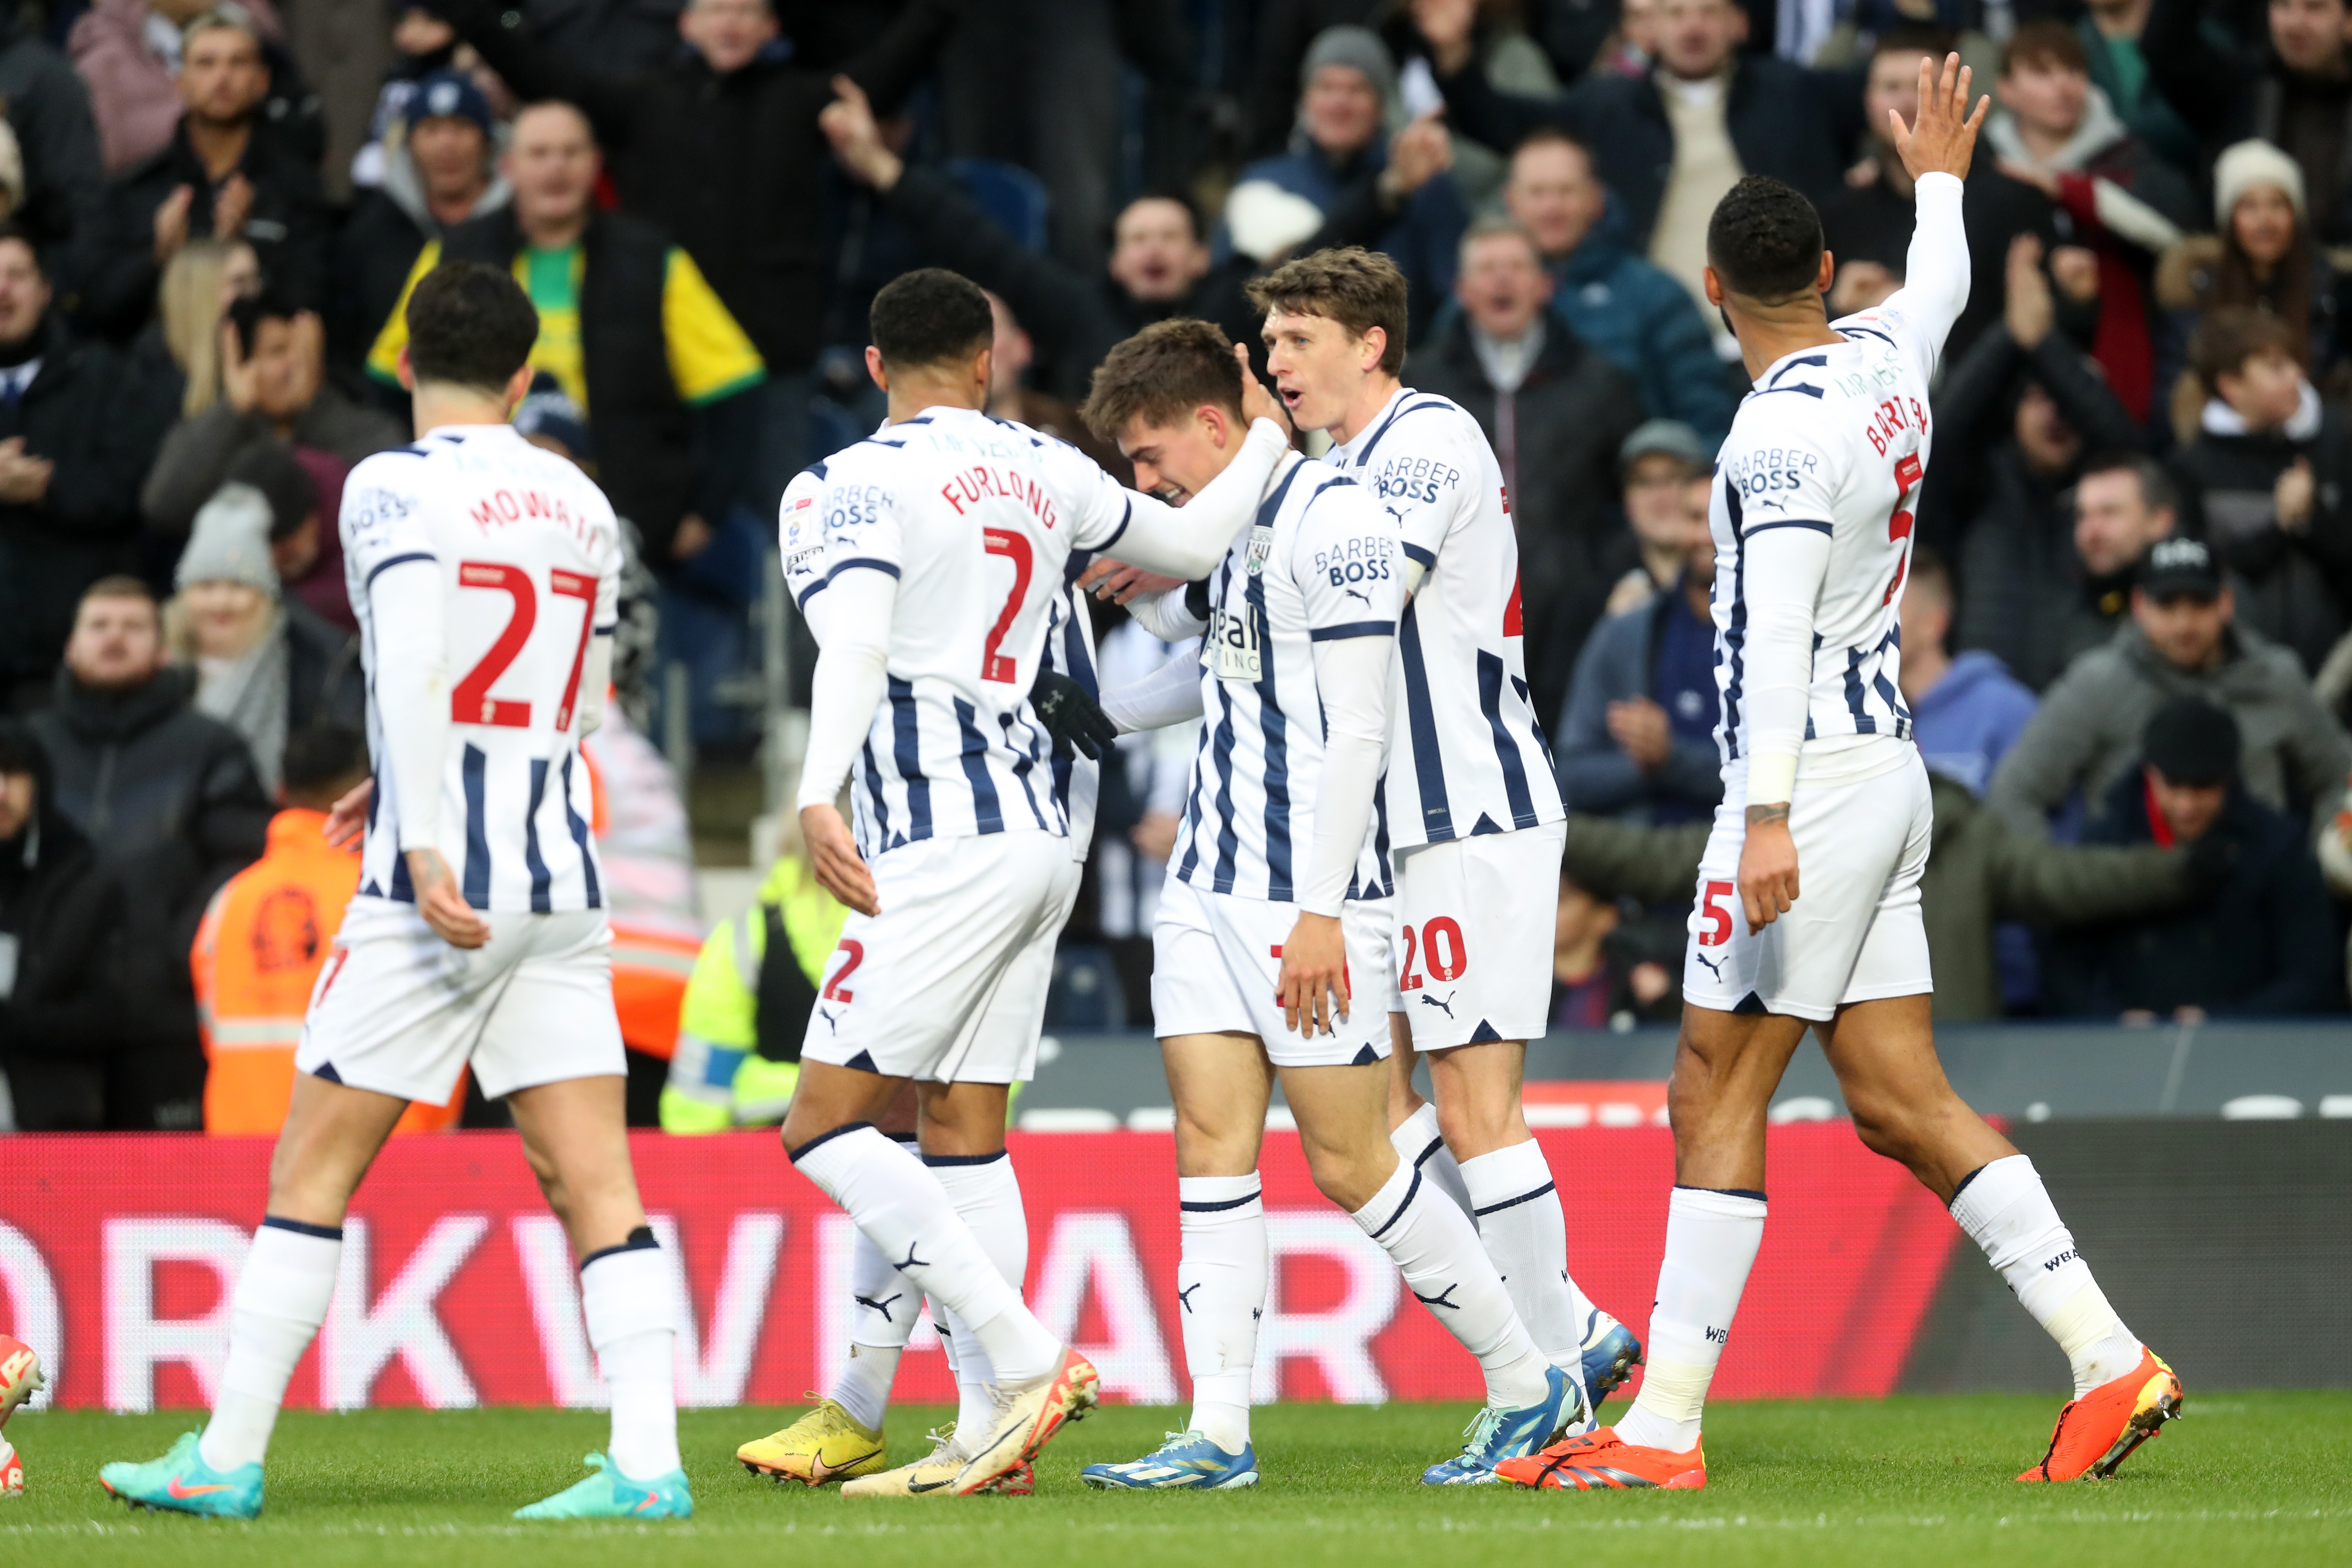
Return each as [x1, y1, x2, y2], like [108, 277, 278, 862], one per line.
[5, 1393, 2347, 1567]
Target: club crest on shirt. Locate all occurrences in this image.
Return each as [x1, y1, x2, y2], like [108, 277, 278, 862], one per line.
[1244, 524, 1273, 576]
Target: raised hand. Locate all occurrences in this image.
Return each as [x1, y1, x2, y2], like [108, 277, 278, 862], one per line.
[1234, 342, 1292, 438]
[819, 74, 904, 192]
[1891, 52, 1990, 184]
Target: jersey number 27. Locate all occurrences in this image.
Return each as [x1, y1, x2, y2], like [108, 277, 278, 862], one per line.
[452, 561, 598, 731]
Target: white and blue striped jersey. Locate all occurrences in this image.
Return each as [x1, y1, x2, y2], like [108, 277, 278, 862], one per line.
[781, 406, 1132, 860]
[1709, 300, 1938, 773]
[1167, 453, 1404, 903]
[341, 425, 620, 912]
[1324, 387, 1563, 849]
[1039, 558, 1103, 860]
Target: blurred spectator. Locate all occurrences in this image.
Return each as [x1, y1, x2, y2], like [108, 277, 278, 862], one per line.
[0, 5, 107, 270]
[939, 0, 1194, 276]
[82, 10, 331, 338]
[1981, 21, 2198, 425]
[28, 576, 271, 1127]
[143, 292, 403, 539]
[1601, 419, 1712, 614]
[1902, 547, 2038, 796]
[1415, 0, 1862, 312]
[1935, 233, 2143, 609]
[1374, 0, 1560, 208]
[2051, 697, 2337, 1017]
[143, 234, 258, 419]
[2168, 307, 2352, 674]
[1819, 31, 1946, 312]
[227, 437, 349, 633]
[368, 101, 766, 567]
[1409, 214, 1641, 715]
[329, 67, 507, 369]
[1227, 28, 1468, 287]
[1245, 0, 1389, 158]
[982, 291, 1121, 472]
[349, 5, 465, 191]
[69, 0, 321, 175]
[0, 719, 133, 1131]
[2076, 0, 2200, 174]
[1500, 128, 1734, 445]
[0, 225, 166, 707]
[1556, 481, 1720, 824]
[1549, 873, 1679, 1029]
[193, 723, 462, 1134]
[819, 83, 1409, 395]
[2144, 0, 2352, 245]
[1961, 451, 2179, 693]
[1561, 770, 2205, 1021]
[165, 482, 359, 793]
[1988, 536, 2351, 838]
[432, 0, 956, 500]
[2154, 140, 2347, 443]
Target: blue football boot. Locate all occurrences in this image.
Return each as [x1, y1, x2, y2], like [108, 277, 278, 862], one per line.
[1081, 1430, 1260, 1490]
[514, 1452, 694, 1519]
[1421, 1364, 1581, 1485]
[1578, 1308, 1645, 1418]
[99, 1431, 264, 1519]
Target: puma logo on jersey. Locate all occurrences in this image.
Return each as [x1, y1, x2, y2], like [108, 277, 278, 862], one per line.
[1419, 991, 1456, 1018]
[1694, 951, 1725, 979]
[1344, 587, 1371, 603]
[856, 1292, 903, 1323]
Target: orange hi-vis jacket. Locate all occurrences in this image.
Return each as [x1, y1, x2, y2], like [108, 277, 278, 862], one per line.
[192, 808, 465, 1135]
[582, 717, 700, 1061]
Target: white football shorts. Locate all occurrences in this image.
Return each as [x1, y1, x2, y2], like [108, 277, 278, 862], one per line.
[294, 897, 624, 1104]
[1681, 747, 1935, 1021]
[800, 831, 1082, 1084]
[1390, 818, 1565, 1050]
[1150, 878, 1396, 1068]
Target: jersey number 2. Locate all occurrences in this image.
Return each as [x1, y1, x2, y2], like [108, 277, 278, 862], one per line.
[980, 529, 1034, 684]
[452, 562, 597, 729]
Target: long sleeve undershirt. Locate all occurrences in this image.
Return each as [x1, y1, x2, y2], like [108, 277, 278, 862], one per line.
[1296, 633, 1389, 917]
[793, 567, 897, 813]
[370, 558, 453, 850]
[1745, 171, 1969, 805]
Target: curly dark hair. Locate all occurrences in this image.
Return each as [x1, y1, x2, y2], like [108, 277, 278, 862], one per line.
[1706, 176, 1825, 305]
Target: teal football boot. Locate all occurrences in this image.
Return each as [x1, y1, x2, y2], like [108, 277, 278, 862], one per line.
[99, 1432, 263, 1519]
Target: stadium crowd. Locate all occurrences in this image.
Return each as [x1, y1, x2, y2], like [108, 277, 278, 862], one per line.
[0, 0, 2349, 1135]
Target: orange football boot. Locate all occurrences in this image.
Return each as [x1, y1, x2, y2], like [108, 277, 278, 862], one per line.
[1494, 1426, 1707, 1491]
[2016, 1346, 2184, 1482]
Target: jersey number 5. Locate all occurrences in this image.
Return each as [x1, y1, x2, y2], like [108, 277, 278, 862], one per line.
[452, 562, 598, 729]
[1882, 452, 1923, 606]
[980, 528, 1033, 684]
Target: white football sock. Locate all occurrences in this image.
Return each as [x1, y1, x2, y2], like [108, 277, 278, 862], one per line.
[1351, 1156, 1551, 1411]
[1459, 1139, 1592, 1369]
[200, 1218, 340, 1472]
[832, 1182, 920, 1431]
[791, 1124, 1061, 1387]
[1177, 1174, 1267, 1455]
[1389, 1102, 1473, 1218]
[1949, 1155, 2141, 1396]
[581, 1231, 680, 1479]
[1618, 1186, 1766, 1454]
[930, 1149, 1031, 1445]
[940, 1307, 998, 1446]
[927, 1150, 1030, 1289]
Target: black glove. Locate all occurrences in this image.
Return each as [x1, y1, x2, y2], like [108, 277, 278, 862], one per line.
[1029, 670, 1119, 761]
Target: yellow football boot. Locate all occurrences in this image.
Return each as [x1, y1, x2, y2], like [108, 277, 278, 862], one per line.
[738, 1399, 888, 1487]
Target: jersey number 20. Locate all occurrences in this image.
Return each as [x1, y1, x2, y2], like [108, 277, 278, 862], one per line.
[452, 561, 598, 730]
